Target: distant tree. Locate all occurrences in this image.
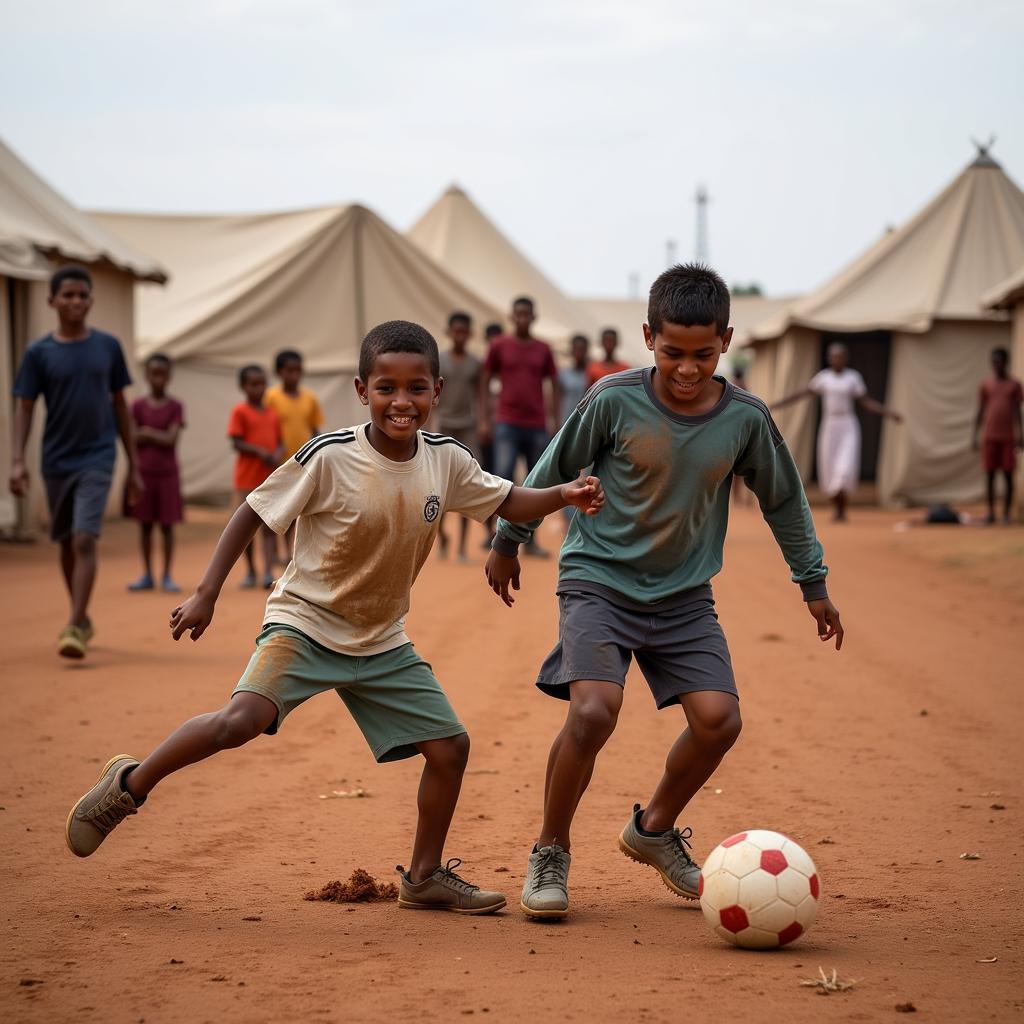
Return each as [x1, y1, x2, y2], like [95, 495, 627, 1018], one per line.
[732, 283, 763, 297]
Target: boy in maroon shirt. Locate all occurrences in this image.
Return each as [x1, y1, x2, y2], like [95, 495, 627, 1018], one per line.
[973, 346, 1023, 523]
[479, 297, 560, 557]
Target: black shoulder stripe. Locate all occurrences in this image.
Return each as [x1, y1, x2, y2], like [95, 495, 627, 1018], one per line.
[731, 390, 784, 446]
[294, 428, 354, 463]
[577, 368, 645, 414]
[422, 435, 474, 459]
[295, 432, 356, 465]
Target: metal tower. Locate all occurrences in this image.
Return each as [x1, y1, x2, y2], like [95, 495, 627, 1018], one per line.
[695, 184, 709, 263]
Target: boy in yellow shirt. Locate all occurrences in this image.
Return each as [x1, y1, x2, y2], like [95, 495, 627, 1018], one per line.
[266, 349, 324, 561]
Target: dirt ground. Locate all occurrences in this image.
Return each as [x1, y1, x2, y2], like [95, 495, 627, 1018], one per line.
[2, 505, 1022, 1023]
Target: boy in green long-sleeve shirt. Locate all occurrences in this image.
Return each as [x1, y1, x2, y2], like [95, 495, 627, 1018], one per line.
[484, 263, 844, 920]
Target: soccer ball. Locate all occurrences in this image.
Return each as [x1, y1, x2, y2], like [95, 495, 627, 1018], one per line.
[699, 830, 820, 949]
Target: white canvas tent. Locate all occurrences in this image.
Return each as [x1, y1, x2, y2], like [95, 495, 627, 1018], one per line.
[408, 184, 597, 344]
[0, 138, 165, 531]
[93, 205, 503, 499]
[744, 149, 1024, 505]
[576, 294, 798, 370]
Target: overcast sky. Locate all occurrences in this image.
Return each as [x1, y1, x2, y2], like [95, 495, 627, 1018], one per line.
[2, 1, 1021, 300]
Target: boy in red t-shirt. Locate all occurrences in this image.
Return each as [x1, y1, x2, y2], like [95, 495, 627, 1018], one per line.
[228, 365, 283, 587]
[585, 328, 630, 386]
[974, 347, 1024, 523]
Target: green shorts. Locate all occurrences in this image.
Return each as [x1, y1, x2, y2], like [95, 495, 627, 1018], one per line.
[232, 624, 466, 762]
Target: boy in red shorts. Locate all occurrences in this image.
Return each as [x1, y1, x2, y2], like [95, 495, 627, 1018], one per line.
[973, 346, 1023, 523]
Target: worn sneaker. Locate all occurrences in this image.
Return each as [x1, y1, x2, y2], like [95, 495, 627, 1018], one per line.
[619, 803, 701, 898]
[520, 843, 571, 919]
[396, 859, 506, 914]
[65, 755, 143, 857]
[57, 625, 88, 659]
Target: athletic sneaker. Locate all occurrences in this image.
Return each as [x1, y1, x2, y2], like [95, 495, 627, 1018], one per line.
[520, 843, 571, 919]
[127, 573, 155, 591]
[57, 625, 88, 659]
[65, 755, 143, 857]
[618, 803, 701, 899]
[396, 859, 506, 914]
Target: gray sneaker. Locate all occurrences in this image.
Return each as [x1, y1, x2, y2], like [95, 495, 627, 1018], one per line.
[65, 755, 142, 858]
[397, 859, 506, 914]
[520, 843, 571, 919]
[618, 803, 701, 899]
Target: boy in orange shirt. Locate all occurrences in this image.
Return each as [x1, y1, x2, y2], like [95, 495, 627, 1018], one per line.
[266, 349, 323, 561]
[228, 365, 282, 588]
[585, 328, 630, 385]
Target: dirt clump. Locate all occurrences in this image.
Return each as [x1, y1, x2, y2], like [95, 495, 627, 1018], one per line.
[304, 869, 398, 904]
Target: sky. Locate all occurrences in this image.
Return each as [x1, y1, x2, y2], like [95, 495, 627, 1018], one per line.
[2, 0, 1022, 300]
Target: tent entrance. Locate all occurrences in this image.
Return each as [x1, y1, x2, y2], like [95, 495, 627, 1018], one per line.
[813, 331, 892, 482]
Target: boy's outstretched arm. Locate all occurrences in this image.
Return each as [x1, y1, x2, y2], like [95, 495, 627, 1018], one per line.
[170, 503, 264, 641]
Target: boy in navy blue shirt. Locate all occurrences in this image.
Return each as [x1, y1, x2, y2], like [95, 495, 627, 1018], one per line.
[10, 265, 141, 659]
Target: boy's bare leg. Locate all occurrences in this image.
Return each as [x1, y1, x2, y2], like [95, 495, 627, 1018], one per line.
[1003, 469, 1015, 521]
[68, 531, 98, 626]
[60, 537, 75, 598]
[125, 692, 277, 800]
[407, 733, 470, 882]
[458, 515, 470, 559]
[160, 525, 174, 581]
[538, 680, 623, 851]
[986, 471, 997, 521]
[641, 691, 742, 831]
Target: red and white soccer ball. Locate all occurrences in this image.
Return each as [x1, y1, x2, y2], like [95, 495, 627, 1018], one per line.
[699, 830, 820, 949]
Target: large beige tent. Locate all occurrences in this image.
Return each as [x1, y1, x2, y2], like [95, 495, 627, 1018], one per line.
[0, 138, 165, 532]
[94, 205, 503, 499]
[744, 150, 1024, 505]
[576, 294, 798, 370]
[408, 184, 597, 345]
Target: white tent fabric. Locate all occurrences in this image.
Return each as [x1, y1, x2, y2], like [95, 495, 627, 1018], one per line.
[92, 205, 504, 498]
[744, 153, 1024, 505]
[408, 185, 597, 343]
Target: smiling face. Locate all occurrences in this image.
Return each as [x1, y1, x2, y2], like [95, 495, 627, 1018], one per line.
[355, 351, 442, 459]
[643, 319, 732, 414]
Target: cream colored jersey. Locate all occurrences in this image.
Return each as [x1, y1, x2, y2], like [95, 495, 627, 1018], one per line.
[247, 424, 512, 655]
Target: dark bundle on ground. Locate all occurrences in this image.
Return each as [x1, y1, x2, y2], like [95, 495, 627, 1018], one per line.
[304, 869, 398, 903]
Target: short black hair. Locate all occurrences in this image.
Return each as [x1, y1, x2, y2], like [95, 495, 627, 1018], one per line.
[601, 327, 619, 340]
[571, 333, 589, 346]
[359, 320, 440, 381]
[647, 263, 730, 338]
[448, 311, 471, 329]
[512, 296, 534, 310]
[50, 264, 92, 297]
[239, 364, 265, 387]
[275, 349, 303, 372]
[145, 353, 172, 370]
[484, 322, 503, 338]
[992, 346, 1010, 361]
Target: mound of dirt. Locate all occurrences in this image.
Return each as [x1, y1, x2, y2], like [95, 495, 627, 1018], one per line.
[304, 869, 398, 903]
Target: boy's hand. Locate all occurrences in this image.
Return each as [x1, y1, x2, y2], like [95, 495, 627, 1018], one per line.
[485, 550, 521, 607]
[170, 590, 217, 642]
[126, 467, 144, 507]
[807, 598, 843, 650]
[8, 458, 28, 496]
[561, 470, 605, 516]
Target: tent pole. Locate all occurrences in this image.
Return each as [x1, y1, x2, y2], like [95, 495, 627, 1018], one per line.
[352, 210, 367, 343]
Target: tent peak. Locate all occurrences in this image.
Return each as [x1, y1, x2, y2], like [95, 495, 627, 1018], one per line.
[969, 135, 1001, 169]
[444, 182, 467, 197]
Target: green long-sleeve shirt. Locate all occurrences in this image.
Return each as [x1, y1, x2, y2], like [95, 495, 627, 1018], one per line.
[494, 368, 828, 604]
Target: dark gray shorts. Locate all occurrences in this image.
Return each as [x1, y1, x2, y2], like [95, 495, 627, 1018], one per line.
[536, 586, 737, 708]
[43, 466, 113, 541]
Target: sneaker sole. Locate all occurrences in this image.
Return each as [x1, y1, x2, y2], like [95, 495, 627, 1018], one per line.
[65, 754, 135, 858]
[397, 897, 507, 915]
[618, 834, 699, 900]
[519, 899, 568, 920]
[58, 637, 86, 659]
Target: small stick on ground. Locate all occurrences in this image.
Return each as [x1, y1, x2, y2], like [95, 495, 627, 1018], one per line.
[800, 967, 857, 994]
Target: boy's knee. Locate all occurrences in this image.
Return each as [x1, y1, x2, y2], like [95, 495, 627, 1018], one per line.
[422, 732, 470, 771]
[569, 697, 620, 748]
[71, 531, 97, 556]
[212, 703, 267, 748]
[693, 703, 742, 752]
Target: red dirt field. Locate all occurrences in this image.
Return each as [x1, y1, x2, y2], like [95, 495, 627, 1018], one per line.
[2, 507, 1022, 1023]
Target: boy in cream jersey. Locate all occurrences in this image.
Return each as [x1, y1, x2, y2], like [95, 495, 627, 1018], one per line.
[65, 320, 604, 916]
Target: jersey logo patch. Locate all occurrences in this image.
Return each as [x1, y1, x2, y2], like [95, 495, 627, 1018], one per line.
[423, 495, 440, 522]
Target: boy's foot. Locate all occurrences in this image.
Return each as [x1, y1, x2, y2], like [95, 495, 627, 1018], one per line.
[161, 576, 182, 593]
[618, 803, 701, 899]
[240, 571, 257, 589]
[262, 572, 275, 590]
[520, 843, 571, 919]
[58, 625, 88, 659]
[128, 573, 155, 591]
[396, 859, 506, 914]
[65, 755, 143, 857]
